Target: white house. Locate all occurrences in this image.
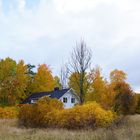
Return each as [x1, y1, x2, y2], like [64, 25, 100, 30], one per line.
[22, 88, 80, 109]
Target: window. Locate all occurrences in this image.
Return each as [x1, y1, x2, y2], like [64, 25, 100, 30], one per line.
[71, 98, 75, 103]
[31, 99, 38, 104]
[63, 97, 67, 103]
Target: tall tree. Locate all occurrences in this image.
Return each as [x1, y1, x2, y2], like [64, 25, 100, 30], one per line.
[25, 64, 36, 96]
[67, 41, 92, 104]
[110, 69, 137, 114]
[27, 64, 36, 77]
[31, 64, 55, 93]
[0, 58, 31, 105]
[69, 72, 89, 97]
[54, 76, 62, 89]
[100, 84, 116, 110]
[14, 60, 29, 102]
[0, 58, 17, 106]
[86, 67, 106, 103]
[113, 82, 137, 115]
[110, 69, 127, 83]
[60, 65, 68, 89]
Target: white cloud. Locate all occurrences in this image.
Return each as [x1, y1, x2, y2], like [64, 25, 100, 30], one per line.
[0, 0, 140, 91]
[17, 0, 26, 13]
[0, 0, 2, 14]
[53, 0, 113, 14]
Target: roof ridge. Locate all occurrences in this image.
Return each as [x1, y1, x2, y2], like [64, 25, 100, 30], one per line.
[21, 88, 70, 104]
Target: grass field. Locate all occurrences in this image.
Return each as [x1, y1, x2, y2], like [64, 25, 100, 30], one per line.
[0, 115, 140, 140]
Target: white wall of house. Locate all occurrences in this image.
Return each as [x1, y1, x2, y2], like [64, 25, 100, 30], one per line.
[29, 89, 80, 109]
[59, 89, 80, 109]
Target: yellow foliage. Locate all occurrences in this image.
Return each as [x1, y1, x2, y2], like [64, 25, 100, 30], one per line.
[57, 102, 116, 129]
[31, 64, 55, 93]
[18, 96, 63, 127]
[0, 107, 18, 118]
[18, 104, 33, 127]
[110, 69, 127, 83]
[100, 84, 116, 110]
[86, 67, 107, 103]
[18, 97, 116, 129]
[68, 72, 89, 96]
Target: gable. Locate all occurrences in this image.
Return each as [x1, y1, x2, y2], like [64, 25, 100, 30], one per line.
[60, 89, 80, 102]
[59, 89, 80, 108]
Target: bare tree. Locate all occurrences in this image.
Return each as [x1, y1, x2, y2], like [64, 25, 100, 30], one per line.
[67, 41, 92, 104]
[60, 64, 68, 89]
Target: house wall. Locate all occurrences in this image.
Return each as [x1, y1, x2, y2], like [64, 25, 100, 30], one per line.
[59, 90, 79, 109]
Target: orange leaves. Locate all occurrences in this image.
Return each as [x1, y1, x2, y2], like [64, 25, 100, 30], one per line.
[57, 102, 116, 129]
[0, 107, 18, 119]
[14, 60, 29, 101]
[85, 68, 137, 115]
[31, 64, 55, 93]
[0, 57, 58, 106]
[86, 67, 106, 103]
[110, 69, 127, 83]
[18, 96, 63, 127]
[113, 82, 137, 115]
[68, 72, 89, 97]
[0, 58, 29, 106]
[18, 97, 116, 129]
[100, 84, 116, 110]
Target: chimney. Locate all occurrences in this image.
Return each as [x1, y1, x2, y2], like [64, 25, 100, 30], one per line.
[54, 87, 59, 91]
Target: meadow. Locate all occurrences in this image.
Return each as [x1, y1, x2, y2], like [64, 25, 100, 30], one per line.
[0, 115, 140, 140]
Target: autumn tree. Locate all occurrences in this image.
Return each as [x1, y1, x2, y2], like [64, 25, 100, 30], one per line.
[54, 76, 62, 89]
[67, 41, 92, 104]
[110, 69, 127, 84]
[100, 84, 116, 110]
[31, 64, 55, 93]
[60, 65, 68, 89]
[25, 64, 36, 96]
[0, 58, 30, 105]
[0, 58, 17, 106]
[14, 60, 29, 102]
[113, 82, 137, 115]
[135, 94, 140, 114]
[86, 67, 106, 103]
[27, 64, 36, 77]
[110, 69, 137, 114]
[69, 72, 89, 97]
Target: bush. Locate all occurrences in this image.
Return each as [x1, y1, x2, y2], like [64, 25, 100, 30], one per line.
[56, 102, 116, 129]
[135, 94, 140, 114]
[0, 106, 19, 118]
[18, 96, 63, 127]
[19, 97, 116, 129]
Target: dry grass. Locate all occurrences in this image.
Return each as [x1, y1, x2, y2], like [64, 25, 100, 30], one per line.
[0, 115, 140, 140]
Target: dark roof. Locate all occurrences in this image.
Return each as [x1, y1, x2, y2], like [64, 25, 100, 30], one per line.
[22, 88, 70, 104]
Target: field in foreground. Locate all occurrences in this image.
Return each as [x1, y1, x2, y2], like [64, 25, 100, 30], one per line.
[0, 115, 140, 140]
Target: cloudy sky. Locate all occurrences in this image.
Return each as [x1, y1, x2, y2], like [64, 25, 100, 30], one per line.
[0, 0, 140, 92]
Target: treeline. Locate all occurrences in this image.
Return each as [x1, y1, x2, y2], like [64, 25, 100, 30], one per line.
[69, 68, 138, 115]
[0, 58, 61, 106]
[65, 41, 138, 115]
[0, 41, 139, 115]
